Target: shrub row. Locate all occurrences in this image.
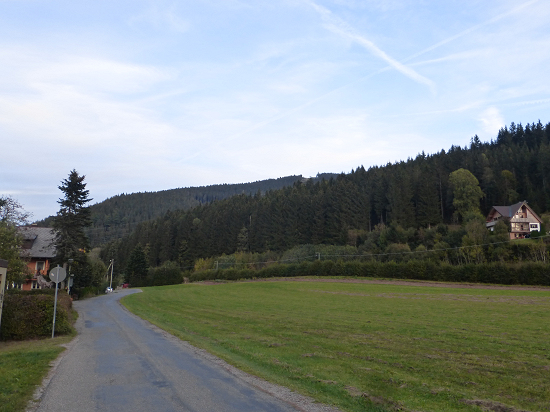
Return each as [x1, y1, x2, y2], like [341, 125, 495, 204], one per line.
[5, 288, 57, 295]
[130, 261, 186, 287]
[1, 292, 73, 340]
[189, 260, 550, 286]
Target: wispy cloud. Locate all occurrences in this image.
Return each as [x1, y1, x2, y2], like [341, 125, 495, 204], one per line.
[304, 0, 436, 94]
[402, 0, 543, 63]
[128, 3, 190, 33]
[478, 107, 505, 137]
[1, 0, 549, 219]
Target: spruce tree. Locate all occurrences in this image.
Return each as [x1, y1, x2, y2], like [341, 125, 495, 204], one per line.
[52, 170, 92, 265]
[126, 244, 148, 285]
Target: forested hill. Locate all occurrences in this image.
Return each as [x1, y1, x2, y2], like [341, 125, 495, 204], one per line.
[78, 174, 337, 246]
[101, 121, 550, 269]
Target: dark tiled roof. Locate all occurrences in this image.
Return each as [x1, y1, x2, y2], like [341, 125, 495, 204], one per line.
[489, 201, 543, 225]
[18, 226, 57, 259]
[493, 201, 524, 218]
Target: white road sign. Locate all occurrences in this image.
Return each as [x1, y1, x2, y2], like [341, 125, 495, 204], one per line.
[49, 266, 67, 284]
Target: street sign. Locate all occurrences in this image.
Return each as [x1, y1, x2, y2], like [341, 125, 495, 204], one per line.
[49, 267, 66, 284]
[49, 265, 66, 338]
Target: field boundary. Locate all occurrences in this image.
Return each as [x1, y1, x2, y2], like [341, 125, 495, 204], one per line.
[202, 276, 550, 291]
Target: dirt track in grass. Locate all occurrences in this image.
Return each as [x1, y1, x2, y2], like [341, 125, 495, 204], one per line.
[201, 276, 550, 291]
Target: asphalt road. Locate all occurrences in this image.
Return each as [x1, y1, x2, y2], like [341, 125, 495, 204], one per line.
[35, 289, 338, 412]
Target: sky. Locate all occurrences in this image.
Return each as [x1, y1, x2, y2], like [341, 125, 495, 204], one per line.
[1, 0, 550, 221]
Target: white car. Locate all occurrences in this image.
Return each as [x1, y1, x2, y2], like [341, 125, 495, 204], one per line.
[105, 287, 113, 293]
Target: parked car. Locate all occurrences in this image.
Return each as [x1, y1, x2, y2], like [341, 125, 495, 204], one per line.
[105, 287, 113, 293]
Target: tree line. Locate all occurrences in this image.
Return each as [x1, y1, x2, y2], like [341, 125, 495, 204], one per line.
[37, 175, 337, 247]
[101, 121, 550, 278]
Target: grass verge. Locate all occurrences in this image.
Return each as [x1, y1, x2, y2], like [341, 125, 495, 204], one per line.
[0, 336, 73, 412]
[122, 279, 550, 412]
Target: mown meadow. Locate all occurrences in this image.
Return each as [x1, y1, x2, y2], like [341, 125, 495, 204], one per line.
[122, 279, 550, 412]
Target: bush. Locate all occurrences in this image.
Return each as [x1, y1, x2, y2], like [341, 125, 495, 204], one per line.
[5, 288, 57, 296]
[188, 260, 550, 287]
[147, 261, 183, 286]
[1, 293, 73, 340]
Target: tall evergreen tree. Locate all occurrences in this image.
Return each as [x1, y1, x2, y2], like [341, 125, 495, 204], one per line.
[415, 165, 441, 227]
[52, 170, 93, 265]
[386, 168, 415, 227]
[126, 244, 148, 285]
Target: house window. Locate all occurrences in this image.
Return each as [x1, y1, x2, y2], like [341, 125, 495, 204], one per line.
[36, 261, 45, 272]
[31, 280, 38, 289]
[530, 223, 539, 231]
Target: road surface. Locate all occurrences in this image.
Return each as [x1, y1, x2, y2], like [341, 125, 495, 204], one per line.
[34, 289, 339, 412]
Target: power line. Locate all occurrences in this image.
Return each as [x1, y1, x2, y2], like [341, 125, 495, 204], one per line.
[212, 234, 550, 269]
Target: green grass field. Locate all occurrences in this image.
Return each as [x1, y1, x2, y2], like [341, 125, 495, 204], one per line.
[0, 336, 72, 412]
[122, 279, 550, 412]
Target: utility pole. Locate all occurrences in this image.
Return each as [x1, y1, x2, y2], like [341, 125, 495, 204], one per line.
[67, 259, 73, 295]
[110, 259, 114, 290]
[0, 259, 8, 331]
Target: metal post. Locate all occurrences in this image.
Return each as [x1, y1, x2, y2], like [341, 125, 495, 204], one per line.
[0, 259, 8, 332]
[67, 259, 73, 295]
[52, 265, 60, 338]
[48, 265, 66, 339]
[109, 259, 114, 290]
[52, 282, 58, 338]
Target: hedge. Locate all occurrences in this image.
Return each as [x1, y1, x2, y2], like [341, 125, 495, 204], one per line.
[1, 292, 73, 340]
[190, 260, 550, 286]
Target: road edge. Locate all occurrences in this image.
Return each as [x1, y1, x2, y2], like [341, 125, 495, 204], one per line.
[117, 290, 342, 412]
[25, 336, 80, 412]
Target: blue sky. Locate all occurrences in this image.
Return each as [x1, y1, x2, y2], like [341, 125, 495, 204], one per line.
[1, 0, 550, 221]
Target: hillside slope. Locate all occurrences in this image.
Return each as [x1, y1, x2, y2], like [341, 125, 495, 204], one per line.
[38, 174, 338, 246]
[102, 121, 550, 269]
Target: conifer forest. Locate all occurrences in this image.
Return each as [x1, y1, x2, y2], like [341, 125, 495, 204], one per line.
[95, 121, 550, 279]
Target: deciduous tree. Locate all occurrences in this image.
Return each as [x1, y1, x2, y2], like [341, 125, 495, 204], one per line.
[449, 168, 484, 222]
[0, 196, 29, 284]
[0, 196, 31, 225]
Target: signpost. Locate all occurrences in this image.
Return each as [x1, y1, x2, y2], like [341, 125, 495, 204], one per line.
[67, 259, 73, 295]
[49, 265, 66, 338]
[0, 259, 8, 332]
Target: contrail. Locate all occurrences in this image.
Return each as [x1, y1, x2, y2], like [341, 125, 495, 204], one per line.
[305, 0, 436, 94]
[374, 97, 550, 119]
[402, 0, 542, 63]
[180, 0, 543, 162]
